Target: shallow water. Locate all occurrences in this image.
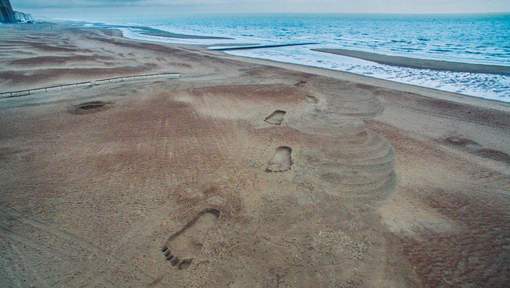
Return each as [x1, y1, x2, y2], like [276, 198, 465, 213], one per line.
[114, 14, 510, 101]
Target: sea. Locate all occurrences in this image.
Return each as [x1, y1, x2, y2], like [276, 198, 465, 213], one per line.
[95, 14, 510, 102]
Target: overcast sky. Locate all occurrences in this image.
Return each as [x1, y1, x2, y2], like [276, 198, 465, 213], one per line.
[12, 0, 510, 21]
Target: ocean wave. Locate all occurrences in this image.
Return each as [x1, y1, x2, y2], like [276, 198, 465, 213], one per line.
[227, 47, 510, 101]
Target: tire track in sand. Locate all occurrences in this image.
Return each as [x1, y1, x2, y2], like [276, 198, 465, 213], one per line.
[0, 206, 155, 287]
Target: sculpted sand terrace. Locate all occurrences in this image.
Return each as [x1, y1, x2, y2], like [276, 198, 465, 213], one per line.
[1, 24, 509, 288]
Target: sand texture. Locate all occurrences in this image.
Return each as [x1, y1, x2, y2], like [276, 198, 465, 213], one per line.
[1, 23, 510, 288]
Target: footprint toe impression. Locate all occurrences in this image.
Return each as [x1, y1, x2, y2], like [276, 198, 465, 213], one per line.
[161, 208, 221, 270]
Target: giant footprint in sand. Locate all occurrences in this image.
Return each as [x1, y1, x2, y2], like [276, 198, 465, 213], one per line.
[161, 208, 221, 270]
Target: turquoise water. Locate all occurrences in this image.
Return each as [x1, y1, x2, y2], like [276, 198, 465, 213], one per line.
[138, 14, 510, 65]
[116, 14, 510, 101]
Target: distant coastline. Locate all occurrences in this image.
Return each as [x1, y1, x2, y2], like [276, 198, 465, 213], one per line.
[314, 48, 510, 75]
[82, 14, 510, 101]
[132, 26, 233, 40]
[93, 23, 233, 40]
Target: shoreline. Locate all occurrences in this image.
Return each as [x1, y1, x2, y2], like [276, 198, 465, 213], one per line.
[314, 48, 510, 75]
[113, 23, 510, 102]
[4, 21, 510, 108]
[213, 50, 510, 110]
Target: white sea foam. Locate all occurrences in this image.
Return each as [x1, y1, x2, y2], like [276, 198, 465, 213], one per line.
[116, 15, 510, 102]
[228, 46, 510, 101]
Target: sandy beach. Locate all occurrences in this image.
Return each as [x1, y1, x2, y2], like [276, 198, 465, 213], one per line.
[1, 23, 510, 288]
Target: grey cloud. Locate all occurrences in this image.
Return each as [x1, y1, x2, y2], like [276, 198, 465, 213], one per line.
[13, 0, 510, 13]
[15, 0, 145, 8]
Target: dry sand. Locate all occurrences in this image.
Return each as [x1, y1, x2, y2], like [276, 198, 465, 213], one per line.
[1, 23, 509, 288]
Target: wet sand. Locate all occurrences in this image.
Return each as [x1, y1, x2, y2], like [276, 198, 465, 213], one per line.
[1, 23, 510, 288]
[314, 48, 510, 75]
[101, 24, 234, 40]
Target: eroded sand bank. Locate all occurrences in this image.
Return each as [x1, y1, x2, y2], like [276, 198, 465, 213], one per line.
[1, 23, 510, 288]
